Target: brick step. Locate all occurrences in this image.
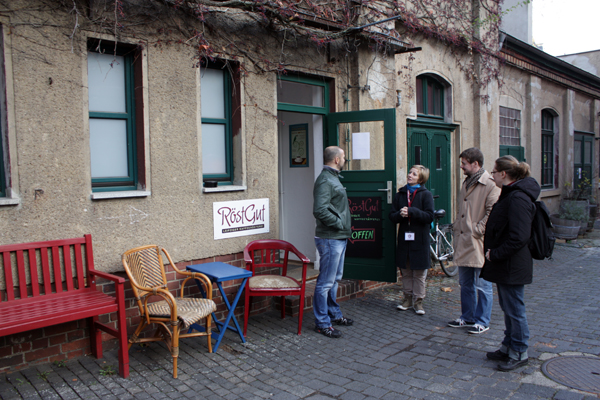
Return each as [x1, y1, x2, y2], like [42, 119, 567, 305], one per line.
[244, 264, 397, 320]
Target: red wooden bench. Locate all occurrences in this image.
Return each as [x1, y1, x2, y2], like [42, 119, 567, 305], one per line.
[0, 234, 129, 378]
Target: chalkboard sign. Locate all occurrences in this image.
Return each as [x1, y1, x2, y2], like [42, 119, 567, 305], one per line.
[346, 196, 383, 258]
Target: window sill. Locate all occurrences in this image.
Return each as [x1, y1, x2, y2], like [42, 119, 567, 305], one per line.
[91, 190, 151, 200]
[540, 188, 561, 198]
[0, 197, 20, 206]
[203, 185, 247, 193]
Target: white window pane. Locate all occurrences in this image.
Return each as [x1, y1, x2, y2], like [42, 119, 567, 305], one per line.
[89, 119, 129, 178]
[200, 68, 225, 119]
[88, 52, 126, 113]
[277, 81, 323, 107]
[202, 123, 226, 174]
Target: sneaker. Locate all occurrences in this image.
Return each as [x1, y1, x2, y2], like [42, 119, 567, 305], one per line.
[486, 350, 509, 361]
[314, 326, 342, 338]
[413, 298, 425, 315]
[396, 296, 412, 311]
[332, 317, 354, 326]
[447, 318, 474, 328]
[468, 324, 490, 334]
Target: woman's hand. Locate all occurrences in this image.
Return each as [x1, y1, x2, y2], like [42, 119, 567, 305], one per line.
[485, 249, 491, 261]
[400, 206, 409, 218]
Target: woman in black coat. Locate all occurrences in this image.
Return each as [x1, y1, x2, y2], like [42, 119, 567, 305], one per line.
[481, 155, 540, 372]
[389, 165, 434, 315]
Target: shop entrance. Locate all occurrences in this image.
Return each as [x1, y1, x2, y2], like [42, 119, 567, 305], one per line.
[277, 78, 397, 282]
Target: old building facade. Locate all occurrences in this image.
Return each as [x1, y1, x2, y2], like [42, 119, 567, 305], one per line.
[1, 0, 599, 371]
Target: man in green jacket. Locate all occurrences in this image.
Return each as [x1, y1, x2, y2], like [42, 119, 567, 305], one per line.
[313, 146, 354, 338]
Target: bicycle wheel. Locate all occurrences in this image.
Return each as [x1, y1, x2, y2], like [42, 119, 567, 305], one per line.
[438, 224, 458, 277]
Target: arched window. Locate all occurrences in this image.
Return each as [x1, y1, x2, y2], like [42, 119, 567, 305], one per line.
[416, 75, 444, 118]
[541, 109, 555, 188]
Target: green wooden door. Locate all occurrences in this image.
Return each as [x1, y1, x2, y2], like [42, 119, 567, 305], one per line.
[327, 109, 397, 282]
[407, 120, 454, 225]
[574, 133, 594, 190]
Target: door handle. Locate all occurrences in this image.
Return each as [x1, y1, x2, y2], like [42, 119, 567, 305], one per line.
[378, 181, 393, 204]
[578, 168, 582, 179]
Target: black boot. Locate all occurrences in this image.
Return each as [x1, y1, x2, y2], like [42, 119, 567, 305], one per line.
[497, 352, 528, 371]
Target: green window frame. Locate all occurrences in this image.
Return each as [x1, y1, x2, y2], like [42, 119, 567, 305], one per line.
[0, 25, 7, 198]
[416, 75, 444, 118]
[0, 126, 5, 198]
[201, 62, 233, 184]
[88, 41, 138, 192]
[499, 106, 521, 146]
[277, 75, 328, 114]
[541, 110, 555, 188]
[499, 106, 524, 161]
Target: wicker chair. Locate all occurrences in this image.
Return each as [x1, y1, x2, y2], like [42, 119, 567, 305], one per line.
[122, 245, 216, 378]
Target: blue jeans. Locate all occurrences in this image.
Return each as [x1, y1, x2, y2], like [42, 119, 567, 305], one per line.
[458, 266, 493, 326]
[497, 283, 529, 355]
[314, 238, 347, 329]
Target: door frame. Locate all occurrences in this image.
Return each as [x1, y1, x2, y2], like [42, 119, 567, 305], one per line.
[574, 131, 594, 191]
[407, 118, 457, 225]
[327, 108, 397, 282]
[277, 76, 330, 262]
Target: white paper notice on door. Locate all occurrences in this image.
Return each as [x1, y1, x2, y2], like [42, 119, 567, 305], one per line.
[352, 132, 370, 160]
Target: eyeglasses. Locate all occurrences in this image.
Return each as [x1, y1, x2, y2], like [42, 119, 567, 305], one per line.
[491, 170, 500, 174]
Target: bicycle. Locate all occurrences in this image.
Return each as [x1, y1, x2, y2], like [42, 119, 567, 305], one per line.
[429, 209, 457, 277]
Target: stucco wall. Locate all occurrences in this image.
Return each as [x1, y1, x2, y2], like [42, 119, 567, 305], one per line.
[558, 51, 600, 77]
[394, 36, 498, 220]
[0, 9, 361, 272]
[500, 65, 600, 213]
[0, 4, 403, 273]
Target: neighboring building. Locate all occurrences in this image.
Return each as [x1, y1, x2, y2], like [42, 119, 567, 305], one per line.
[499, 36, 600, 212]
[1, 1, 599, 372]
[501, 0, 533, 44]
[558, 50, 600, 77]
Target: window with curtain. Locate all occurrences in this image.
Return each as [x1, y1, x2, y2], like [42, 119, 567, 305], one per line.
[541, 110, 555, 188]
[88, 41, 139, 191]
[416, 75, 444, 118]
[201, 63, 233, 183]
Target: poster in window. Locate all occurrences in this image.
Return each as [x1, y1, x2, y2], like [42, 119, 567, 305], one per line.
[346, 196, 383, 258]
[290, 124, 309, 167]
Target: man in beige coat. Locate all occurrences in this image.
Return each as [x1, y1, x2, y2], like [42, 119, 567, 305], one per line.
[448, 148, 501, 334]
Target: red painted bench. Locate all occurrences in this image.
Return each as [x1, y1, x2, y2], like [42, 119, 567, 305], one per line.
[0, 234, 129, 378]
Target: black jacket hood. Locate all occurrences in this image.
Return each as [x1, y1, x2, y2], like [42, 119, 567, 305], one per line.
[500, 176, 541, 202]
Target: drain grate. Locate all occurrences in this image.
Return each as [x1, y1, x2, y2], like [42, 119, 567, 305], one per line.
[541, 356, 600, 394]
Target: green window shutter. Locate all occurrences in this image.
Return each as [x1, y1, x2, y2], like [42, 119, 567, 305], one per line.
[499, 145, 525, 162]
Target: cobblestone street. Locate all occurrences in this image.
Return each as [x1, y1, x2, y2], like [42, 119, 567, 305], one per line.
[1, 242, 599, 400]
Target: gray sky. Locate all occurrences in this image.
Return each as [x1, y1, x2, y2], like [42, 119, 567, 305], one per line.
[533, 0, 600, 56]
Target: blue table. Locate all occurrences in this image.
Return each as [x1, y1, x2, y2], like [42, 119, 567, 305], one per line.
[187, 262, 252, 353]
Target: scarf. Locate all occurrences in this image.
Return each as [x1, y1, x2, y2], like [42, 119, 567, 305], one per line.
[464, 168, 485, 190]
[407, 184, 420, 193]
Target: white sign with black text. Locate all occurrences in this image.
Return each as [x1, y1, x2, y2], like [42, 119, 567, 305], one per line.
[213, 198, 270, 240]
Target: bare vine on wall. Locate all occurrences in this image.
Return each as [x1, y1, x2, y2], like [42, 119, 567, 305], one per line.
[0, 0, 527, 96]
